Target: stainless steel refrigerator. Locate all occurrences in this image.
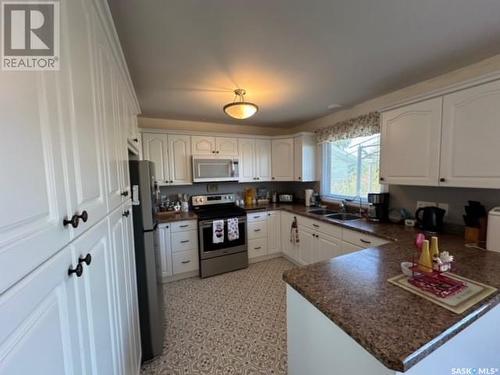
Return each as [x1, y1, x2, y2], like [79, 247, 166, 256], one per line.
[129, 160, 164, 362]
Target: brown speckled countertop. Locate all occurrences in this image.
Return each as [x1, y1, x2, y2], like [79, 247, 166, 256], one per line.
[155, 211, 198, 223]
[277, 206, 500, 372]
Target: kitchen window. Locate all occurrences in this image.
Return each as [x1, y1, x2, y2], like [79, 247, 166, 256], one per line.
[321, 133, 381, 201]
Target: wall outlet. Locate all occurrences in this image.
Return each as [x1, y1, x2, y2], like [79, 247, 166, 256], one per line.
[437, 203, 449, 218]
[416, 201, 437, 211]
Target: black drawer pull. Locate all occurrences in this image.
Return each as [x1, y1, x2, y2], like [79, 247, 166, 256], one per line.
[181, 260, 191, 264]
[253, 216, 261, 219]
[254, 229, 261, 232]
[122, 210, 130, 217]
[254, 246, 262, 250]
[180, 240, 190, 243]
[63, 215, 79, 228]
[180, 224, 189, 228]
[312, 223, 319, 228]
[68, 263, 83, 277]
[79, 253, 92, 266]
[78, 211, 88, 223]
[360, 238, 372, 244]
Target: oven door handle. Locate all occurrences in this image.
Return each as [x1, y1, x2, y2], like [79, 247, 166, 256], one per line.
[199, 217, 247, 228]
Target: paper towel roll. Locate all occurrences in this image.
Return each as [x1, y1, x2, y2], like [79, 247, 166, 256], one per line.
[305, 189, 314, 207]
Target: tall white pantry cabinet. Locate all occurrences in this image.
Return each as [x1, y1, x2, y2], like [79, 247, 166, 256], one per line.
[0, 0, 142, 374]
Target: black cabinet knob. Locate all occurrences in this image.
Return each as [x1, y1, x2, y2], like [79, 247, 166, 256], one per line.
[133, 138, 139, 143]
[440, 177, 446, 182]
[78, 211, 88, 223]
[121, 190, 129, 197]
[63, 215, 79, 228]
[79, 253, 92, 266]
[68, 263, 83, 277]
[379, 177, 385, 181]
[122, 210, 130, 217]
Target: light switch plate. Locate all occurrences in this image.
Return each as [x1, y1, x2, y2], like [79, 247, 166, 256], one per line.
[416, 201, 437, 211]
[437, 203, 449, 218]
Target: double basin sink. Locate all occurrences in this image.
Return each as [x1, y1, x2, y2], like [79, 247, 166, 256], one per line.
[307, 208, 361, 221]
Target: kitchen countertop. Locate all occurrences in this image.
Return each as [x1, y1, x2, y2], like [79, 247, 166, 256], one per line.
[277, 206, 500, 372]
[155, 203, 500, 370]
[155, 211, 198, 223]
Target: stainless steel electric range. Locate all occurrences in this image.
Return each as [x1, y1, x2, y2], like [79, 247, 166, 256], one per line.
[192, 193, 248, 278]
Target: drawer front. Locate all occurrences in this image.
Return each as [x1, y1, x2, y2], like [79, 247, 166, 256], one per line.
[297, 215, 342, 238]
[172, 249, 199, 274]
[171, 230, 198, 252]
[342, 229, 388, 248]
[247, 212, 268, 223]
[171, 220, 197, 233]
[248, 238, 267, 258]
[248, 221, 268, 239]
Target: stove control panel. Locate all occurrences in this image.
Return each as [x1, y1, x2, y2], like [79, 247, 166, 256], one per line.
[192, 193, 235, 206]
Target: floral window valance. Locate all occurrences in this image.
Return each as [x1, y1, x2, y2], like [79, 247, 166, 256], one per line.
[315, 111, 380, 143]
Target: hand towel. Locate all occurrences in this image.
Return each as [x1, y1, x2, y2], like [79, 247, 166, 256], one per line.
[227, 217, 239, 241]
[290, 216, 299, 244]
[213, 219, 224, 244]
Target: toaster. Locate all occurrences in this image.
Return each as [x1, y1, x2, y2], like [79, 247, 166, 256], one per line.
[278, 194, 294, 203]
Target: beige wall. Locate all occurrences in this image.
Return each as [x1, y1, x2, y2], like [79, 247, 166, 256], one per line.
[292, 54, 500, 133]
[138, 116, 285, 136]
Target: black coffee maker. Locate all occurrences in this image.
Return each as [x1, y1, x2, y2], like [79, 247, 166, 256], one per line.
[367, 193, 390, 222]
[415, 206, 445, 233]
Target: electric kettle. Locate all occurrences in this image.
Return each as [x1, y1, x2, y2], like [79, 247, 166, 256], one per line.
[415, 206, 445, 232]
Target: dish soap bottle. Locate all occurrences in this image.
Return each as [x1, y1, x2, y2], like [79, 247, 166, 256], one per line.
[418, 240, 433, 273]
[430, 236, 439, 259]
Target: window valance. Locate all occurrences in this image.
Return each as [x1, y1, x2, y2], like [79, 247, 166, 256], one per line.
[315, 111, 380, 143]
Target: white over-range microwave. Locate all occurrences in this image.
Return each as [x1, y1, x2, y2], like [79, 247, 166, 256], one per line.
[192, 156, 239, 182]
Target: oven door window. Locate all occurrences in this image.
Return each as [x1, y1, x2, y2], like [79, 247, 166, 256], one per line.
[201, 219, 246, 252]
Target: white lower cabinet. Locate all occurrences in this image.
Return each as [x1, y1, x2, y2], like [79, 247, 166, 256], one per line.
[0, 208, 140, 375]
[282, 212, 389, 265]
[267, 211, 281, 255]
[280, 211, 299, 261]
[0, 244, 82, 375]
[157, 220, 199, 281]
[172, 250, 199, 274]
[248, 211, 282, 260]
[248, 237, 268, 259]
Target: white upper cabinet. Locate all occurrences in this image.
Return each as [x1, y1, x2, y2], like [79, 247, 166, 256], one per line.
[380, 97, 443, 186]
[216, 137, 239, 156]
[0, 72, 72, 294]
[64, 1, 108, 235]
[272, 138, 294, 181]
[191, 136, 238, 156]
[191, 136, 215, 155]
[142, 133, 192, 185]
[142, 133, 169, 185]
[294, 134, 317, 182]
[167, 134, 192, 185]
[440, 80, 500, 188]
[96, 31, 124, 212]
[238, 139, 256, 182]
[238, 138, 272, 182]
[255, 139, 272, 181]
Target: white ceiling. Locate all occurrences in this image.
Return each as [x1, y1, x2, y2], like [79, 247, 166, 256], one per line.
[108, 0, 500, 127]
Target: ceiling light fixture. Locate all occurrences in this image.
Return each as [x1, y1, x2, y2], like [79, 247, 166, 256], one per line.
[223, 89, 258, 120]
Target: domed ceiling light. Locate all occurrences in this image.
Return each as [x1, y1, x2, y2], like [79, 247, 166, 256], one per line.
[223, 89, 258, 119]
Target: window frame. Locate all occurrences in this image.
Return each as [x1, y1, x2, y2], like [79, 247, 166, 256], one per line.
[320, 134, 384, 203]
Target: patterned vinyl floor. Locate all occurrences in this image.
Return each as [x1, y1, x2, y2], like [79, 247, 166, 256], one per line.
[141, 257, 295, 375]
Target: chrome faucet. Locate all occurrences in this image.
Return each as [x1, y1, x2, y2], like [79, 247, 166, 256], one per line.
[339, 200, 348, 213]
